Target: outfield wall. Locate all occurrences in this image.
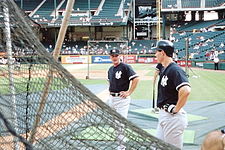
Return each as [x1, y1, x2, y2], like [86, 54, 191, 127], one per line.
[203, 62, 225, 70]
[60, 55, 192, 66]
[60, 55, 225, 70]
[61, 55, 158, 64]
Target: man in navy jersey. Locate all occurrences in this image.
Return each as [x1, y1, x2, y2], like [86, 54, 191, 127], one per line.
[152, 63, 164, 112]
[153, 40, 191, 149]
[107, 49, 139, 150]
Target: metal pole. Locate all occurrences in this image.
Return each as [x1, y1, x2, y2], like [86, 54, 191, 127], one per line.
[88, 0, 90, 18]
[156, 0, 161, 40]
[148, 22, 150, 39]
[122, 0, 125, 18]
[86, 0, 91, 79]
[20, 0, 23, 9]
[133, 0, 135, 40]
[54, 0, 57, 45]
[86, 40, 90, 79]
[185, 38, 189, 77]
[3, 4, 19, 150]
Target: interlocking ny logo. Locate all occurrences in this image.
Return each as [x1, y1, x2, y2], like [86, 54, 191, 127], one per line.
[161, 75, 168, 87]
[115, 71, 122, 79]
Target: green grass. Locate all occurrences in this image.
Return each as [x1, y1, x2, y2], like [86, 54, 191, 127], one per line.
[73, 64, 225, 102]
[188, 69, 225, 101]
[132, 80, 153, 100]
[79, 79, 108, 85]
[4, 64, 223, 101]
[0, 77, 68, 94]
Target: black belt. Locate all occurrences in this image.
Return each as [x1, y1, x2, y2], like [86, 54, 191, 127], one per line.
[110, 92, 121, 97]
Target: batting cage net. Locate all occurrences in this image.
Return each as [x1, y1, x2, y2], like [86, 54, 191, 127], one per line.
[0, 1, 178, 150]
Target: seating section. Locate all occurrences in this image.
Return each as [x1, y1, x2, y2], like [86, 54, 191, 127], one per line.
[172, 30, 225, 61]
[128, 40, 156, 54]
[59, 0, 101, 11]
[162, 0, 177, 9]
[206, 0, 225, 7]
[17, 0, 126, 24]
[14, 0, 225, 62]
[181, 0, 200, 8]
[35, 0, 61, 16]
[92, 0, 122, 20]
[15, 0, 42, 11]
[162, 0, 225, 8]
[175, 19, 224, 32]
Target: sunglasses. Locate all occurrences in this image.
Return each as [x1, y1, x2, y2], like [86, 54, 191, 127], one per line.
[110, 54, 119, 57]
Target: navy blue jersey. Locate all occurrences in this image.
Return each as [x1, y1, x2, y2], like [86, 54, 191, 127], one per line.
[108, 62, 138, 93]
[155, 63, 164, 76]
[157, 62, 190, 108]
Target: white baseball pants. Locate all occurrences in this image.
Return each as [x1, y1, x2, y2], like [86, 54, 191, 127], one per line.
[107, 95, 131, 150]
[156, 108, 188, 149]
[107, 95, 131, 119]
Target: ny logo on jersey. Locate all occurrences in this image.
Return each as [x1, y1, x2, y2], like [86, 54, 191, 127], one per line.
[115, 71, 122, 79]
[161, 75, 168, 87]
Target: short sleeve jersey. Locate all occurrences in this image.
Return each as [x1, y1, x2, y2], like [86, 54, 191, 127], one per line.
[108, 62, 138, 93]
[157, 62, 190, 108]
[155, 63, 164, 75]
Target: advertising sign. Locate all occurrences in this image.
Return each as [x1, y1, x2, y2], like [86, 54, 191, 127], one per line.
[177, 60, 192, 67]
[92, 56, 112, 63]
[61, 55, 89, 64]
[122, 55, 137, 63]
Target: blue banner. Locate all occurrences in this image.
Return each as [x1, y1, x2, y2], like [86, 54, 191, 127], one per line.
[92, 56, 112, 63]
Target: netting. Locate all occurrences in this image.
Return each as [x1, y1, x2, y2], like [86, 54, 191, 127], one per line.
[0, 0, 178, 149]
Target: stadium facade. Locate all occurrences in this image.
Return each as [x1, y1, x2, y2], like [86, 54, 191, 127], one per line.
[9, 0, 225, 69]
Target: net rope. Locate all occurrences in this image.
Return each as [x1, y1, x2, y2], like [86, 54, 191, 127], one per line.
[0, 1, 178, 149]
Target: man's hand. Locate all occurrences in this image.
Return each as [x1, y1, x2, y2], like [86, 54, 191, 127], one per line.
[120, 91, 130, 98]
[163, 104, 177, 114]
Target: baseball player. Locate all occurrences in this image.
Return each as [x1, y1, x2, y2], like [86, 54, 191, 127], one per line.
[153, 40, 191, 149]
[153, 63, 164, 87]
[152, 63, 164, 112]
[107, 49, 139, 150]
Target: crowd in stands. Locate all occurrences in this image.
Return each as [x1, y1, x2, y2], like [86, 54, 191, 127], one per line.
[43, 40, 156, 55]
[170, 19, 225, 61]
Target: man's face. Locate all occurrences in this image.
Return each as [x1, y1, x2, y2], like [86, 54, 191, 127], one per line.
[155, 50, 164, 63]
[110, 54, 120, 65]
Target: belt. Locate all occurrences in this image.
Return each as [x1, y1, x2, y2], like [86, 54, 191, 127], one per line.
[110, 92, 121, 97]
[158, 103, 176, 109]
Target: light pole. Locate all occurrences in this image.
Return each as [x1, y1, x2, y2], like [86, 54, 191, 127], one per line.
[133, 0, 135, 40]
[156, 0, 161, 40]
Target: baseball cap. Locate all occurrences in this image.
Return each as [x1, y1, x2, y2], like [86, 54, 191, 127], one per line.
[109, 49, 120, 55]
[152, 40, 174, 57]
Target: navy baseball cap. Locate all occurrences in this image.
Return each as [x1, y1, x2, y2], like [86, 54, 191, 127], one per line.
[109, 49, 120, 55]
[152, 40, 174, 57]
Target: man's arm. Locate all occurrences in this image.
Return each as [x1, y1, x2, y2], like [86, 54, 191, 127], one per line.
[120, 77, 139, 98]
[174, 85, 191, 113]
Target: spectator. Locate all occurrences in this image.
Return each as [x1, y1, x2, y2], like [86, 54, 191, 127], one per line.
[201, 129, 225, 150]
